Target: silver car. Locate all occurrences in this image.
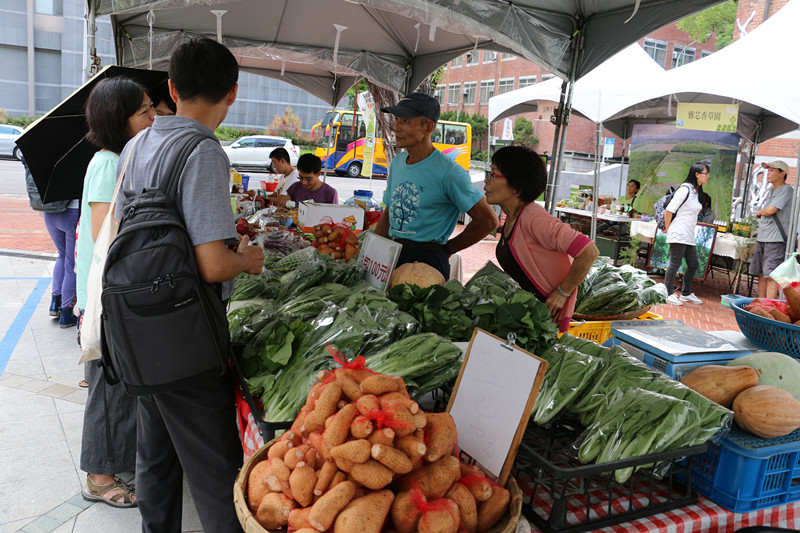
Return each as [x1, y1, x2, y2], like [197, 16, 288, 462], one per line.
[222, 135, 300, 171]
[0, 124, 23, 159]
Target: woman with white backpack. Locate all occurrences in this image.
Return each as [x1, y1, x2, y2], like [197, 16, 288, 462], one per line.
[663, 161, 710, 305]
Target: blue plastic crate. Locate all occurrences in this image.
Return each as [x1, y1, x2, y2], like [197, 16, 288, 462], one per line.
[731, 297, 800, 357]
[689, 425, 800, 512]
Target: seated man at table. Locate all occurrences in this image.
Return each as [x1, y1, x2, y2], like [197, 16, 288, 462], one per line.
[279, 153, 339, 206]
[270, 147, 299, 206]
[598, 179, 640, 235]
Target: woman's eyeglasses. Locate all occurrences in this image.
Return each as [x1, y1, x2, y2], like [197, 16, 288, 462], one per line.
[484, 171, 505, 182]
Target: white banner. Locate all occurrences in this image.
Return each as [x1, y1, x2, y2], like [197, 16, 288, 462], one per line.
[357, 91, 376, 178]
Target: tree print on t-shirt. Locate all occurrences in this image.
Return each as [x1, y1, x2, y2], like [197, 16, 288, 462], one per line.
[390, 181, 423, 231]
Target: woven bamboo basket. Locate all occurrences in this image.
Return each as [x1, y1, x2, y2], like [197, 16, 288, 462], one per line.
[573, 304, 652, 322]
[234, 439, 523, 533]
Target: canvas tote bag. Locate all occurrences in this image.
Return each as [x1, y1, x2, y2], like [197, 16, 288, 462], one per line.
[78, 138, 140, 364]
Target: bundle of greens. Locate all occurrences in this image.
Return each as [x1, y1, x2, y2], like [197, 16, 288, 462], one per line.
[472, 289, 558, 357]
[576, 388, 701, 483]
[532, 343, 603, 425]
[230, 269, 283, 301]
[464, 261, 520, 301]
[228, 302, 279, 344]
[388, 280, 478, 341]
[575, 260, 667, 316]
[363, 333, 463, 399]
[276, 282, 358, 320]
[240, 315, 309, 396]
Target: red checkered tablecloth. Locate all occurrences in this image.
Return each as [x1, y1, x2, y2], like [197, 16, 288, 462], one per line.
[518, 472, 800, 532]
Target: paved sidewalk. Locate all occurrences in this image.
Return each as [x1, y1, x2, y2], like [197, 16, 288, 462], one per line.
[0, 255, 203, 532]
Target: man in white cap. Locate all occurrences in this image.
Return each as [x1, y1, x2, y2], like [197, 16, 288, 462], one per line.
[752, 160, 793, 298]
[375, 92, 498, 279]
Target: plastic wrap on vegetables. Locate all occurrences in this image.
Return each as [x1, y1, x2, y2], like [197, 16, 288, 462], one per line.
[532, 344, 603, 425]
[276, 283, 356, 320]
[228, 302, 279, 344]
[464, 261, 520, 301]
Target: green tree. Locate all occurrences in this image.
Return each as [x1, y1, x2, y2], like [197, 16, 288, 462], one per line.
[343, 79, 369, 108]
[266, 107, 302, 137]
[513, 117, 538, 148]
[677, 0, 737, 49]
[468, 112, 489, 148]
[439, 110, 456, 121]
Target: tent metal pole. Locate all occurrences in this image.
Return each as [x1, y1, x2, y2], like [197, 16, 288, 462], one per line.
[545, 79, 568, 213]
[549, 80, 575, 215]
[590, 120, 602, 241]
[786, 128, 800, 258]
[741, 137, 759, 220]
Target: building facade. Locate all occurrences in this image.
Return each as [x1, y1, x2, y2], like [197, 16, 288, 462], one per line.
[0, 0, 331, 131]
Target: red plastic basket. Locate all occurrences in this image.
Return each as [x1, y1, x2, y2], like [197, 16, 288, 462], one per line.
[731, 297, 800, 357]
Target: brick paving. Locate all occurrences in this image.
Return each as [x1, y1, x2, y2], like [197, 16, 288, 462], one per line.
[0, 194, 743, 332]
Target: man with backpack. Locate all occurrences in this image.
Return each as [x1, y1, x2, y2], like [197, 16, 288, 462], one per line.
[753, 160, 793, 299]
[112, 38, 262, 532]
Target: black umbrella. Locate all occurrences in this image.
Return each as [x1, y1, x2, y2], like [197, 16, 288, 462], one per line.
[16, 65, 168, 203]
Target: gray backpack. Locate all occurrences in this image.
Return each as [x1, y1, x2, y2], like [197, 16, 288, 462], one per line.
[23, 158, 70, 212]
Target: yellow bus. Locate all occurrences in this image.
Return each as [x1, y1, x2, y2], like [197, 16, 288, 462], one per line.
[312, 109, 472, 177]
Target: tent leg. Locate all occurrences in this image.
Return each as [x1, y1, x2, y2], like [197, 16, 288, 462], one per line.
[545, 80, 568, 214]
[591, 121, 602, 241]
[549, 81, 575, 216]
[786, 131, 800, 258]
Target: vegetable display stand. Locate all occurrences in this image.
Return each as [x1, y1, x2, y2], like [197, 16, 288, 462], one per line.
[514, 419, 707, 533]
[233, 438, 525, 533]
[567, 311, 662, 344]
[732, 297, 800, 357]
[231, 344, 291, 447]
[686, 425, 800, 513]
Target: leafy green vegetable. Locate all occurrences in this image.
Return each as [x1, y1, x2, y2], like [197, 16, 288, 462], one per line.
[532, 344, 603, 425]
[464, 261, 520, 301]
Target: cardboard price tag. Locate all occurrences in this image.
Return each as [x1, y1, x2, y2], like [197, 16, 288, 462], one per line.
[356, 232, 402, 291]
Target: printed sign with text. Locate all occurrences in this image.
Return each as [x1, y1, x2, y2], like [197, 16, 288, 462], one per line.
[356, 232, 402, 291]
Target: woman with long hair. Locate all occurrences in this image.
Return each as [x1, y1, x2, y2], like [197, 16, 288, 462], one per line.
[484, 146, 599, 332]
[663, 162, 710, 305]
[75, 77, 155, 507]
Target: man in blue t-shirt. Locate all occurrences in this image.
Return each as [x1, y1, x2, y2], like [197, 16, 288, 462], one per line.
[375, 93, 498, 279]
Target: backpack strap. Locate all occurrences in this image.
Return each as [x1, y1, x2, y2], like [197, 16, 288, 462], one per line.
[157, 132, 217, 202]
[774, 212, 788, 242]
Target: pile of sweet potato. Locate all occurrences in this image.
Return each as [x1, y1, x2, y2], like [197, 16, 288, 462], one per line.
[246, 367, 511, 533]
[310, 224, 360, 262]
[744, 287, 800, 325]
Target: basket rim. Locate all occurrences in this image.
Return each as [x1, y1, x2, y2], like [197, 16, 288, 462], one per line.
[731, 297, 800, 332]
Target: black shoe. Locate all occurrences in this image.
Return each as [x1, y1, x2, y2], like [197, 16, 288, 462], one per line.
[49, 295, 61, 317]
[59, 306, 78, 328]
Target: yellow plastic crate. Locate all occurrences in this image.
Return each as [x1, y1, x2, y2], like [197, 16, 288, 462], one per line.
[567, 311, 662, 344]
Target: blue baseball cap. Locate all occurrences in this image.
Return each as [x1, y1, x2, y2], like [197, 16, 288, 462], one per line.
[381, 92, 440, 123]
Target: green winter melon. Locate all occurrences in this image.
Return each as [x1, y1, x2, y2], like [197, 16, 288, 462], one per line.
[728, 352, 800, 400]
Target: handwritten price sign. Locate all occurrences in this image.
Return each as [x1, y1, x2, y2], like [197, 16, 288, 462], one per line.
[356, 232, 403, 291]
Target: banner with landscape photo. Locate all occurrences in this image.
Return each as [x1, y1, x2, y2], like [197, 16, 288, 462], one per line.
[628, 123, 738, 222]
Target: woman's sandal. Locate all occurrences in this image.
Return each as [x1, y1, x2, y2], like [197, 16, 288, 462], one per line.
[82, 475, 137, 508]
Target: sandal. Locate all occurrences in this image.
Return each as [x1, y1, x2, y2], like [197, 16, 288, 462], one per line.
[82, 475, 137, 508]
[78, 380, 89, 388]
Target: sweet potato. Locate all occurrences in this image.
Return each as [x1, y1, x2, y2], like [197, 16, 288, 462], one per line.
[425, 412, 458, 462]
[334, 455, 356, 474]
[247, 460, 273, 513]
[350, 459, 395, 490]
[284, 429, 303, 447]
[786, 286, 800, 322]
[398, 455, 461, 498]
[351, 416, 374, 439]
[284, 443, 310, 470]
[751, 307, 776, 320]
[334, 489, 395, 533]
[268, 438, 292, 460]
[391, 490, 422, 533]
[397, 435, 427, 465]
[372, 443, 413, 474]
[288, 506, 313, 529]
[324, 403, 357, 449]
[294, 529, 321, 533]
[380, 392, 420, 413]
[314, 460, 338, 496]
[361, 374, 402, 395]
[446, 483, 478, 533]
[477, 485, 510, 532]
[331, 439, 371, 463]
[290, 407, 309, 435]
[303, 382, 343, 434]
[412, 410, 427, 429]
[383, 403, 416, 437]
[337, 371, 364, 401]
[770, 308, 792, 323]
[256, 492, 296, 529]
[419, 500, 459, 533]
[290, 462, 317, 507]
[309, 480, 357, 531]
[357, 394, 382, 416]
[307, 431, 332, 461]
[329, 470, 348, 489]
[368, 427, 396, 446]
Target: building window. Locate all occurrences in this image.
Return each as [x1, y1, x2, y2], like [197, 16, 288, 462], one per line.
[502, 53, 516, 61]
[434, 84, 446, 104]
[483, 50, 497, 63]
[35, 0, 62, 15]
[541, 73, 556, 81]
[701, 50, 713, 59]
[479, 80, 495, 104]
[644, 38, 668, 67]
[451, 56, 462, 68]
[498, 78, 515, 95]
[466, 52, 479, 66]
[463, 82, 477, 105]
[448, 83, 461, 106]
[672, 46, 696, 67]
[518, 76, 537, 89]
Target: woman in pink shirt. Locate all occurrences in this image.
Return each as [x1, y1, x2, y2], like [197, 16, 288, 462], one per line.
[484, 146, 599, 332]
